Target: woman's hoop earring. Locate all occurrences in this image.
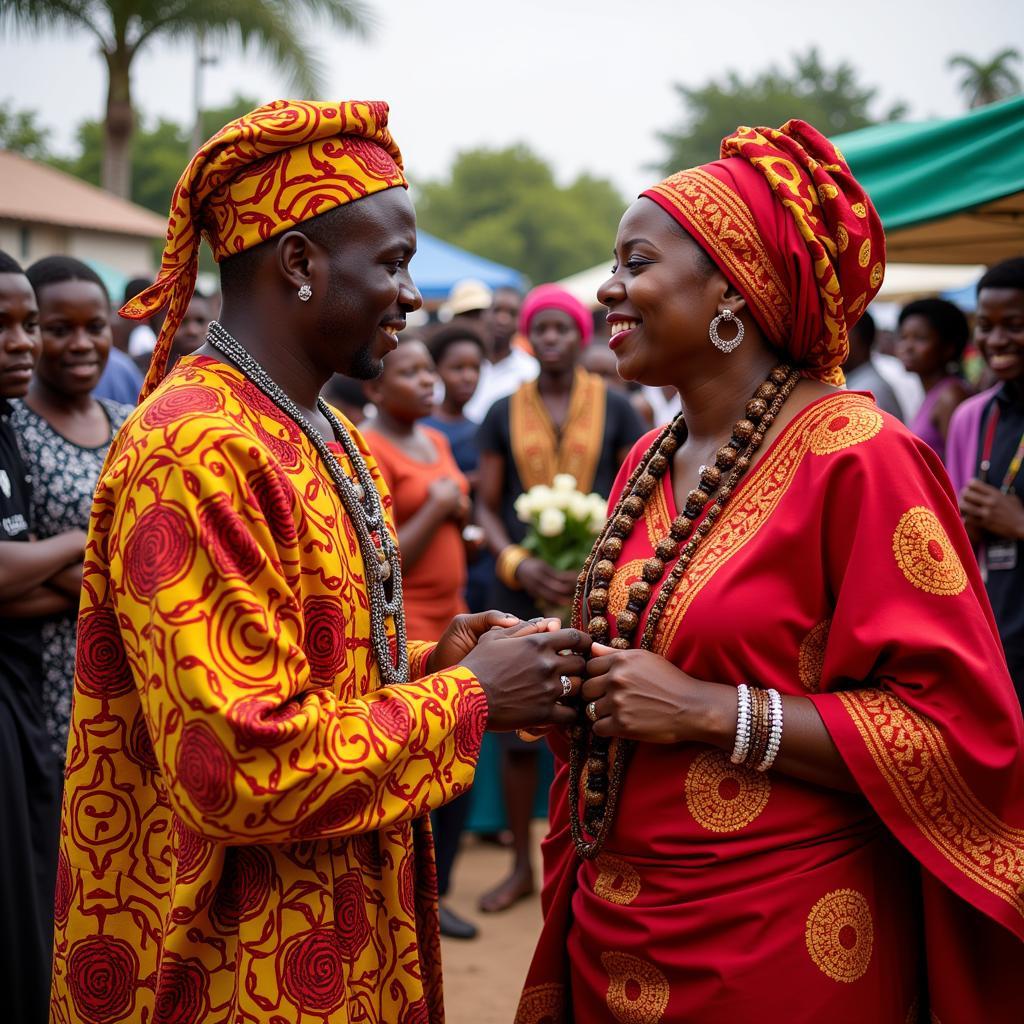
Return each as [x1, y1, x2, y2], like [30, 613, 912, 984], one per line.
[709, 308, 744, 353]
[298, 283, 312, 302]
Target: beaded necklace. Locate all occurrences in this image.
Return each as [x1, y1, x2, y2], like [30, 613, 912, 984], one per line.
[206, 321, 409, 686]
[569, 363, 800, 858]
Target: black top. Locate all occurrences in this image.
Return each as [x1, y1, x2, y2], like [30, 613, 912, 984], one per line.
[976, 381, 1024, 698]
[0, 398, 44, 709]
[478, 385, 645, 616]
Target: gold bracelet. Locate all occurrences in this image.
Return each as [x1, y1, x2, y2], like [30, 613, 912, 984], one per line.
[496, 544, 529, 590]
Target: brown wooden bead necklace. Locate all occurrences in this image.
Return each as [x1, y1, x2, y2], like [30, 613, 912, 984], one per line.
[568, 363, 800, 858]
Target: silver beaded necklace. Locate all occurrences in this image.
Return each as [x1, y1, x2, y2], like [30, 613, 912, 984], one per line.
[206, 319, 408, 685]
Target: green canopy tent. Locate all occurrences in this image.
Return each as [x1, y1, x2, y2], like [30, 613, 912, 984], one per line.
[834, 94, 1024, 264]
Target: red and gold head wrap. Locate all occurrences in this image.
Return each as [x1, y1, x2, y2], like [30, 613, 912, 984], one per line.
[123, 99, 407, 398]
[642, 120, 884, 384]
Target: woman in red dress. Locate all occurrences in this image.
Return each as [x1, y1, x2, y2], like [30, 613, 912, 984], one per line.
[518, 121, 1024, 1023]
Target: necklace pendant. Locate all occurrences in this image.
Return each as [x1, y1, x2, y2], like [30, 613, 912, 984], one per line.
[378, 560, 392, 582]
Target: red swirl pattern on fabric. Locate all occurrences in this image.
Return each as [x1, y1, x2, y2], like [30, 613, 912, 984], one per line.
[141, 385, 221, 429]
[281, 927, 347, 1012]
[125, 709, 160, 772]
[67, 935, 138, 1023]
[198, 492, 264, 581]
[303, 594, 348, 685]
[294, 781, 374, 839]
[210, 846, 275, 933]
[245, 462, 297, 546]
[368, 693, 412, 741]
[334, 870, 372, 960]
[53, 850, 73, 925]
[123, 503, 196, 599]
[226, 696, 303, 749]
[175, 721, 235, 816]
[152, 957, 211, 1024]
[76, 607, 134, 699]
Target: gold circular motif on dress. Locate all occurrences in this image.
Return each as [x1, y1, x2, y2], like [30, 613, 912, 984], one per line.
[608, 558, 646, 618]
[515, 982, 566, 1024]
[809, 404, 884, 455]
[892, 507, 967, 597]
[858, 238, 872, 268]
[594, 854, 642, 906]
[804, 888, 874, 983]
[684, 749, 770, 833]
[798, 619, 832, 693]
[852, 202, 868, 219]
[869, 261, 884, 289]
[817, 183, 839, 202]
[601, 951, 670, 1024]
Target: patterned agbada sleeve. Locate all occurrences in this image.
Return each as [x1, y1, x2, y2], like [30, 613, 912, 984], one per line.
[805, 426, 1024, 941]
[102, 427, 487, 846]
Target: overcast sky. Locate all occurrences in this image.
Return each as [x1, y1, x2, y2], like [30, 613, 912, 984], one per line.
[1, 0, 1017, 200]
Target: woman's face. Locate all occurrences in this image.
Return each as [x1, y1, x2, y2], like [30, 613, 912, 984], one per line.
[374, 339, 437, 422]
[0, 273, 39, 400]
[436, 339, 482, 410]
[597, 198, 722, 386]
[529, 309, 581, 375]
[896, 314, 951, 378]
[36, 279, 112, 398]
[975, 287, 1024, 383]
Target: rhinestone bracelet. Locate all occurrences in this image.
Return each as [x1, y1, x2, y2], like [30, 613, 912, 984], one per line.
[730, 683, 752, 765]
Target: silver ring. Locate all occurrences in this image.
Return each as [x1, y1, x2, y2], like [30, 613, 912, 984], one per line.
[560, 674, 572, 697]
[586, 700, 599, 723]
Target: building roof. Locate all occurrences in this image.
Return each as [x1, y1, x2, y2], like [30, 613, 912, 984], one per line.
[0, 149, 168, 239]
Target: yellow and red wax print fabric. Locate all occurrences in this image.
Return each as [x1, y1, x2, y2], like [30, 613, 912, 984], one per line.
[50, 355, 486, 1024]
[643, 120, 885, 386]
[121, 99, 407, 399]
[519, 394, 1024, 1022]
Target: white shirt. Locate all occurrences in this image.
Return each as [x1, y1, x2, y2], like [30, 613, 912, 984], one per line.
[464, 347, 540, 423]
[871, 352, 924, 420]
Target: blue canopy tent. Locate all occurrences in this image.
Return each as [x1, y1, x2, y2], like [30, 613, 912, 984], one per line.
[410, 231, 527, 301]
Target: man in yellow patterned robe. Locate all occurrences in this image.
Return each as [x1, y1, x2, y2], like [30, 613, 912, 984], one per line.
[50, 100, 587, 1024]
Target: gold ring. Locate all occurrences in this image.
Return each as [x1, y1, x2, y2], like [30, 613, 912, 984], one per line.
[560, 674, 573, 697]
[586, 700, 599, 723]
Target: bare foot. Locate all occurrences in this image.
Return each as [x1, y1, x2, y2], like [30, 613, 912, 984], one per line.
[478, 865, 534, 913]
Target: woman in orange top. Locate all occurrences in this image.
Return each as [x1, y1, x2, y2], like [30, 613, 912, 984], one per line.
[363, 336, 472, 643]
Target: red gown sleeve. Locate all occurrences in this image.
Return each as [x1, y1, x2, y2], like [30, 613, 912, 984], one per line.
[805, 424, 1024, 942]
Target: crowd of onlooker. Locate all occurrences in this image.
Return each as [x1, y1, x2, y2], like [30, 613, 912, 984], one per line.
[2, 250, 1023, 952]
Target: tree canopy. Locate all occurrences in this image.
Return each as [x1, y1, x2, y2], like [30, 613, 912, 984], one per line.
[657, 48, 908, 173]
[948, 49, 1022, 109]
[48, 96, 260, 216]
[0, 0, 371, 196]
[414, 145, 625, 284]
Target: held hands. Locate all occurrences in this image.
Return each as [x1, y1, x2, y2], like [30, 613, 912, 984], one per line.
[428, 610, 524, 673]
[516, 557, 578, 606]
[960, 479, 1024, 540]
[581, 642, 733, 745]
[462, 624, 591, 732]
[428, 477, 470, 525]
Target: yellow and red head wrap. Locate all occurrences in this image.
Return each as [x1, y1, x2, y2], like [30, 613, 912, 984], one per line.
[642, 120, 884, 384]
[124, 99, 407, 398]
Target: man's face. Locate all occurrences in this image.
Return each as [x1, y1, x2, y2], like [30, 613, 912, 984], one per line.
[0, 272, 40, 399]
[485, 288, 522, 357]
[170, 294, 211, 362]
[313, 188, 422, 381]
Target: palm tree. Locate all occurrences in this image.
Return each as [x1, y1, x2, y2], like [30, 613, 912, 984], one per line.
[948, 49, 1022, 109]
[0, 0, 372, 198]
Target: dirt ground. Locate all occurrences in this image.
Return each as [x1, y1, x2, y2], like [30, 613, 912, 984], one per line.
[439, 825, 545, 1024]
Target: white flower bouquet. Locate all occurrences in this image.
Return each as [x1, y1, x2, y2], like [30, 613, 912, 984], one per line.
[513, 474, 607, 575]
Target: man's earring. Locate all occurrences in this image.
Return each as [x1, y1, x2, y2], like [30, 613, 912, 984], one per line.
[298, 283, 312, 302]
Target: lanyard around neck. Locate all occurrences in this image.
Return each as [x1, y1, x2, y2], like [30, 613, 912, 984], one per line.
[980, 403, 1024, 494]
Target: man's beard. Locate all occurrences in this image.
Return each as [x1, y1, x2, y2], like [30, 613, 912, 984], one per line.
[347, 338, 384, 382]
